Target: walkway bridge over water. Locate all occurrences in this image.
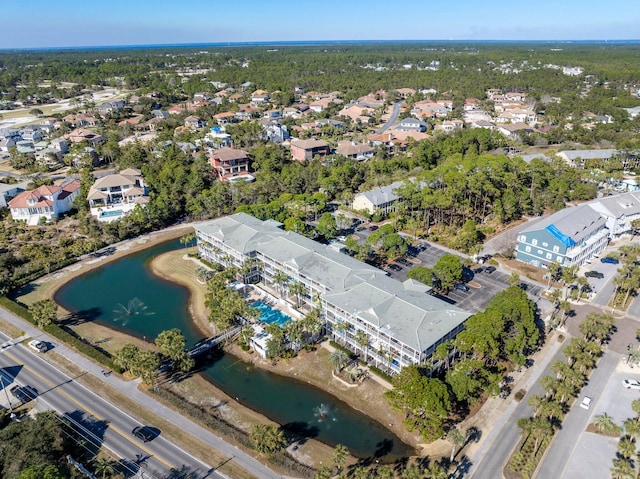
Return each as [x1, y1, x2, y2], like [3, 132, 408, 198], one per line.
[187, 325, 242, 358]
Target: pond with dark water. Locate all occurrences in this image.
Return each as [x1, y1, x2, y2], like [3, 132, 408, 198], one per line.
[55, 239, 414, 459]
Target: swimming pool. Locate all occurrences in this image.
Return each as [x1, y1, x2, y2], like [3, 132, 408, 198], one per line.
[100, 210, 124, 218]
[250, 300, 293, 327]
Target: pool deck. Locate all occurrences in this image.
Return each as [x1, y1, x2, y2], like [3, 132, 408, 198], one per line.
[245, 284, 303, 322]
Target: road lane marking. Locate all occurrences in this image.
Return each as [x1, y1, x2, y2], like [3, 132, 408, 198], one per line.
[3, 349, 175, 470]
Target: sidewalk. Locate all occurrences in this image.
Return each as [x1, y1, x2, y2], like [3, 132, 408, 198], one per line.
[464, 331, 565, 476]
[0, 305, 283, 479]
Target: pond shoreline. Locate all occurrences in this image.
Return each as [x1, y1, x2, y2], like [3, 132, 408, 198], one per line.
[16, 223, 424, 461]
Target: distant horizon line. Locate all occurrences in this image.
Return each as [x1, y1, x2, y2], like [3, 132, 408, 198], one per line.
[2, 38, 640, 52]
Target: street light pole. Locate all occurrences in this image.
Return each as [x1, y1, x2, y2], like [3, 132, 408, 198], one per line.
[0, 374, 14, 417]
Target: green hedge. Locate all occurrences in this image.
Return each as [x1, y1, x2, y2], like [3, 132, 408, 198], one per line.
[369, 366, 393, 383]
[0, 297, 33, 322]
[0, 296, 122, 373]
[329, 340, 354, 357]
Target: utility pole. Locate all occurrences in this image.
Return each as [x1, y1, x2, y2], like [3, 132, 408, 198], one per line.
[0, 374, 15, 418]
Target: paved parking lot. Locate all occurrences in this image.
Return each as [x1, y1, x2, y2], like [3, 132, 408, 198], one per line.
[385, 241, 546, 313]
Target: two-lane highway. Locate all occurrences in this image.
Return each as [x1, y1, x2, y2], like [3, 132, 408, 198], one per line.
[0, 337, 217, 479]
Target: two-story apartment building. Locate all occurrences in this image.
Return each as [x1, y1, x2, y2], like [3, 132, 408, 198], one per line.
[8, 181, 81, 225]
[209, 147, 253, 182]
[195, 213, 470, 374]
[87, 168, 149, 222]
[515, 204, 609, 268]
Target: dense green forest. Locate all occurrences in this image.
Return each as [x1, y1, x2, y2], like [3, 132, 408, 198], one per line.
[2, 42, 640, 102]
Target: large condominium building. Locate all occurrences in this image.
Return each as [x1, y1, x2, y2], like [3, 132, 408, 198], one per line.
[195, 213, 471, 374]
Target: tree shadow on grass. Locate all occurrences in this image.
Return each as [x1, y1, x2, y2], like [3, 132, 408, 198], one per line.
[281, 421, 319, 446]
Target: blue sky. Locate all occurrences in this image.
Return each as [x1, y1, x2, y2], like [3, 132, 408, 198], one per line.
[2, 0, 639, 48]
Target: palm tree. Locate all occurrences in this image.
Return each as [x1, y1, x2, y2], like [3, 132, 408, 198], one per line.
[624, 418, 640, 439]
[288, 280, 306, 308]
[272, 270, 288, 296]
[332, 444, 349, 473]
[611, 457, 635, 479]
[355, 330, 370, 362]
[329, 350, 350, 374]
[618, 436, 636, 459]
[250, 424, 287, 456]
[446, 428, 465, 462]
[593, 413, 621, 435]
[546, 261, 562, 289]
[334, 320, 350, 344]
[528, 394, 547, 418]
[401, 464, 423, 479]
[558, 299, 572, 327]
[303, 308, 323, 343]
[541, 375, 561, 399]
[93, 458, 115, 479]
[529, 417, 554, 456]
[561, 264, 578, 299]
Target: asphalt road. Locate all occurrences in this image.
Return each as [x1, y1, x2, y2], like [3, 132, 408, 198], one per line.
[375, 100, 403, 133]
[536, 352, 619, 479]
[470, 345, 567, 479]
[0, 334, 217, 479]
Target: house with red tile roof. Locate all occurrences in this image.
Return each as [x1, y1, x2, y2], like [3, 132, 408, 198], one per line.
[209, 147, 254, 182]
[64, 128, 106, 146]
[8, 181, 81, 225]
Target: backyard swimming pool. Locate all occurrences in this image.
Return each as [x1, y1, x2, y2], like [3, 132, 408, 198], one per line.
[100, 209, 124, 218]
[251, 300, 292, 326]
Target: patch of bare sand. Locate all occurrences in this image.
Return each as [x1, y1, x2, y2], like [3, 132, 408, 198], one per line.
[148, 249, 212, 336]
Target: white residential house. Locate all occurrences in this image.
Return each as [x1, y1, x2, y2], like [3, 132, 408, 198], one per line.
[8, 181, 81, 225]
[50, 138, 69, 154]
[87, 168, 149, 222]
[397, 118, 427, 132]
[0, 180, 29, 208]
[352, 181, 406, 214]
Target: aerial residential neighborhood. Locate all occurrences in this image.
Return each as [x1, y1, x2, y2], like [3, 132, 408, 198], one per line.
[1, 6, 640, 478]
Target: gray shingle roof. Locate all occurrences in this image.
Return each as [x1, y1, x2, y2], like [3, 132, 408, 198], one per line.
[354, 181, 405, 207]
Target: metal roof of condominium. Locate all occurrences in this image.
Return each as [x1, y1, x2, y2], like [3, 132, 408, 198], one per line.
[197, 213, 471, 352]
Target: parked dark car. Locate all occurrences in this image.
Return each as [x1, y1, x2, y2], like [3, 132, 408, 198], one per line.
[484, 266, 496, 273]
[454, 283, 470, 292]
[397, 258, 413, 267]
[585, 270, 605, 279]
[387, 263, 402, 272]
[601, 257, 619, 264]
[132, 426, 158, 443]
[368, 225, 378, 231]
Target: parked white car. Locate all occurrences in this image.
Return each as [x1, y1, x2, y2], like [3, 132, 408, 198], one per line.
[622, 379, 640, 390]
[580, 396, 592, 409]
[28, 340, 48, 353]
